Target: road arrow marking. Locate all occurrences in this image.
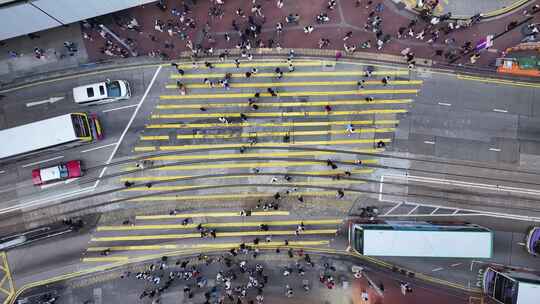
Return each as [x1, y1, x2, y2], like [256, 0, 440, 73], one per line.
[26, 96, 64, 107]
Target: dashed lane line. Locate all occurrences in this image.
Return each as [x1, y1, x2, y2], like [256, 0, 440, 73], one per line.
[159, 89, 419, 99]
[156, 99, 412, 109]
[145, 120, 400, 129]
[134, 138, 391, 152]
[129, 190, 336, 202]
[140, 128, 395, 141]
[165, 80, 423, 89]
[457, 74, 540, 88]
[90, 229, 338, 242]
[170, 70, 409, 79]
[122, 180, 365, 192]
[151, 109, 407, 119]
[96, 219, 342, 231]
[120, 169, 375, 182]
[86, 240, 330, 252]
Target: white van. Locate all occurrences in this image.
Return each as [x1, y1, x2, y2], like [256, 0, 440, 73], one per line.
[73, 79, 131, 105]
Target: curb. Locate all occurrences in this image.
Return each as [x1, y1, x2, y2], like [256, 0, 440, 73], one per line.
[7, 247, 479, 304]
[404, 0, 531, 20]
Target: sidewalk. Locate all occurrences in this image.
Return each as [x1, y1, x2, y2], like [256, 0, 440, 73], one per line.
[401, 0, 529, 18]
[0, 24, 88, 84]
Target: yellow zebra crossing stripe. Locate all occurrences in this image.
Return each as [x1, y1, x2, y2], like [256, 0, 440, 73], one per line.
[97, 219, 342, 231]
[144, 150, 375, 161]
[91, 229, 338, 242]
[174, 60, 323, 69]
[86, 240, 330, 252]
[146, 119, 399, 129]
[166, 80, 423, 89]
[120, 169, 375, 182]
[134, 138, 391, 152]
[136, 211, 290, 220]
[129, 190, 337, 202]
[160, 89, 418, 99]
[122, 180, 366, 192]
[140, 128, 395, 141]
[170, 70, 409, 79]
[156, 99, 412, 109]
[151, 109, 407, 119]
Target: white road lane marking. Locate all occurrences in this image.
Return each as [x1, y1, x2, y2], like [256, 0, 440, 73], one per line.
[424, 141, 435, 144]
[516, 242, 526, 246]
[450, 263, 462, 267]
[493, 109, 508, 113]
[21, 155, 64, 168]
[432, 267, 444, 272]
[488, 148, 501, 152]
[81, 142, 118, 153]
[102, 104, 138, 113]
[95, 65, 163, 188]
[0, 170, 5, 174]
[26, 96, 64, 107]
[438, 102, 452, 106]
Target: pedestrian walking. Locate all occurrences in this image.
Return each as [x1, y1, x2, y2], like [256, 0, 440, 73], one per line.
[303, 25, 314, 34]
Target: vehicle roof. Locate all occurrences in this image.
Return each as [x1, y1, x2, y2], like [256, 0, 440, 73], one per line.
[73, 82, 108, 102]
[0, 114, 78, 159]
[39, 165, 61, 182]
[358, 227, 492, 258]
[517, 282, 540, 304]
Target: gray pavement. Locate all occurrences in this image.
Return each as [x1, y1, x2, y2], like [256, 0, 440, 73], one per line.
[0, 24, 88, 84]
[401, 0, 527, 17]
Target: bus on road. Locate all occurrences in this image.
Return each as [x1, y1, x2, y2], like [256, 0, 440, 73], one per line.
[483, 267, 540, 304]
[348, 220, 493, 258]
[525, 227, 540, 256]
[0, 113, 102, 162]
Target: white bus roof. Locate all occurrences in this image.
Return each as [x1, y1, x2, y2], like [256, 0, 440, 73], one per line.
[360, 228, 492, 258]
[517, 282, 540, 304]
[0, 114, 77, 159]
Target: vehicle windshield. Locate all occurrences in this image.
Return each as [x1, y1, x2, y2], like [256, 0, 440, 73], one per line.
[106, 81, 122, 97]
[58, 165, 69, 178]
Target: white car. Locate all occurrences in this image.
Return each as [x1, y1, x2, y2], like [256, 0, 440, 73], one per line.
[73, 79, 131, 105]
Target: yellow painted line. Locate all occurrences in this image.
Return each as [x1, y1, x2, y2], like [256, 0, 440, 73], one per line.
[91, 229, 338, 242]
[87, 240, 330, 252]
[145, 150, 374, 161]
[140, 135, 170, 141]
[97, 219, 342, 231]
[130, 190, 336, 202]
[152, 159, 376, 171]
[0, 252, 14, 298]
[134, 138, 391, 152]
[457, 74, 540, 88]
[159, 89, 419, 99]
[152, 109, 407, 119]
[120, 169, 375, 182]
[137, 211, 290, 220]
[146, 119, 399, 129]
[156, 99, 412, 109]
[122, 180, 365, 192]
[168, 80, 423, 89]
[82, 257, 130, 263]
[172, 128, 394, 140]
[171, 70, 410, 79]
[175, 60, 323, 69]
